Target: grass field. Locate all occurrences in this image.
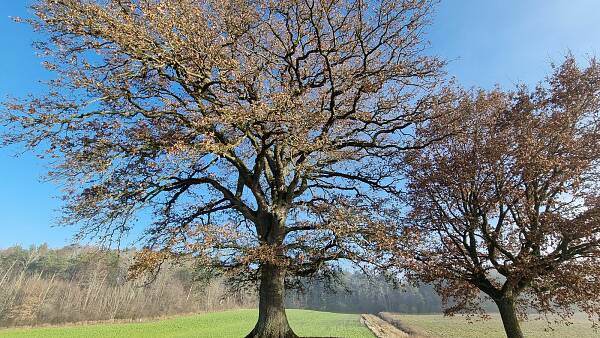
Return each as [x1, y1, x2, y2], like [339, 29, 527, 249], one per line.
[394, 313, 599, 338]
[0, 309, 375, 338]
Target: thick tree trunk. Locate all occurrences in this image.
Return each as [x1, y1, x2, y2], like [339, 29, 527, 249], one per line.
[495, 298, 524, 338]
[245, 263, 298, 338]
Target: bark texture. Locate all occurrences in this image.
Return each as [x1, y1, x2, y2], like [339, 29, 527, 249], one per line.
[495, 298, 524, 338]
[245, 264, 298, 338]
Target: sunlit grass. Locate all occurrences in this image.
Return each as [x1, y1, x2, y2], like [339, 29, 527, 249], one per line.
[0, 309, 375, 338]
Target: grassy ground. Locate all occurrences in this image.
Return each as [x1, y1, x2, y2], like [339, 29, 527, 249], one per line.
[394, 313, 598, 338]
[0, 309, 375, 338]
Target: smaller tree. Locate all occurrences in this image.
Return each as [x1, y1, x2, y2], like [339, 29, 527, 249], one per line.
[397, 57, 600, 338]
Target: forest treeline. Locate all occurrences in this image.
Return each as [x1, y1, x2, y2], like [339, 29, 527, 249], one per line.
[0, 244, 255, 327]
[0, 244, 443, 327]
[288, 273, 442, 314]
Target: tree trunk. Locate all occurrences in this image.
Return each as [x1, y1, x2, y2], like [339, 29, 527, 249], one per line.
[495, 298, 524, 338]
[245, 263, 298, 338]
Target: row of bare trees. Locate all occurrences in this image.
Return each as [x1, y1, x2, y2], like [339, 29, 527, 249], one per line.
[0, 245, 255, 327]
[2, 0, 600, 337]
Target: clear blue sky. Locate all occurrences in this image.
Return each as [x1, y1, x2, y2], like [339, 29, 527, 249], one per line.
[1, 0, 599, 248]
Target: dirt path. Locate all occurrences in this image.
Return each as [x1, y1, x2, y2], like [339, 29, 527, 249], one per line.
[361, 313, 439, 338]
[361, 314, 410, 338]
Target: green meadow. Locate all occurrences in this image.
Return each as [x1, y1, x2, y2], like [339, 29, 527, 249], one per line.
[0, 309, 374, 338]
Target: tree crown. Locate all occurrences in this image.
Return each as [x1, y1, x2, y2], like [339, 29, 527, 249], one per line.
[3, 0, 448, 282]
[399, 57, 600, 321]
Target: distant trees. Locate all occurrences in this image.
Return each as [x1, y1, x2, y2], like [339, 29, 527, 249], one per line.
[290, 273, 442, 314]
[395, 57, 600, 338]
[0, 245, 255, 326]
[0, 245, 442, 327]
[3, 0, 452, 336]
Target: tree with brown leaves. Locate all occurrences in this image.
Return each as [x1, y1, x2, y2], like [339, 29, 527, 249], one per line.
[397, 57, 600, 338]
[2, 0, 450, 336]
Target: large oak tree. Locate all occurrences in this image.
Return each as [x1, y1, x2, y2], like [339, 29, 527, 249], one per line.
[397, 57, 600, 338]
[2, 0, 450, 336]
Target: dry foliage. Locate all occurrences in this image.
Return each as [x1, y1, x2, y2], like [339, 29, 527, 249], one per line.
[0, 247, 254, 327]
[2, 1, 454, 335]
[3, 0, 452, 280]
[395, 57, 600, 336]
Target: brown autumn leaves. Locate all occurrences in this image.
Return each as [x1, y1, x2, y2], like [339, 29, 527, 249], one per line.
[397, 58, 600, 335]
[4, 0, 448, 287]
[2, 0, 600, 336]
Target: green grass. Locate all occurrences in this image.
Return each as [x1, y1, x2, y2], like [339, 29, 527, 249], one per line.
[0, 309, 375, 338]
[395, 313, 598, 338]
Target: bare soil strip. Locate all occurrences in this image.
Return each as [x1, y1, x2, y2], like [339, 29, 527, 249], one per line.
[361, 314, 410, 338]
[376, 313, 439, 338]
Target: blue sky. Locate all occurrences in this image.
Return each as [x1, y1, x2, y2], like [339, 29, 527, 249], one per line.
[1, 0, 599, 248]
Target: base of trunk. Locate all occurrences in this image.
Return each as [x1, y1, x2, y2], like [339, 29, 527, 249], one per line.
[244, 327, 299, 338]
[495, 298, 524, 338]
[244, 306, 298, 338]
[246, 263, 298, 338]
